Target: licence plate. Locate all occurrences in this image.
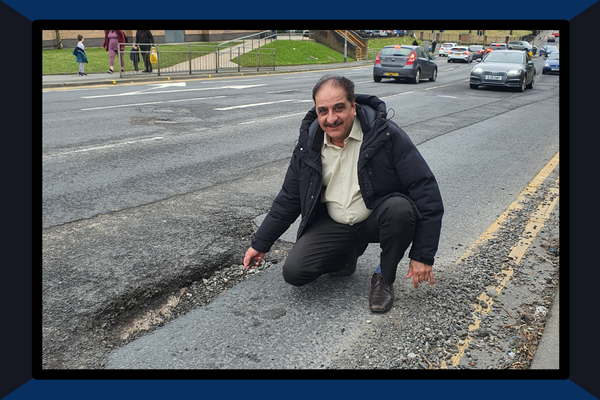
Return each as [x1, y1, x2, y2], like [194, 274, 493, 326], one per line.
[485, 75, 503, 80]
[385, 72, 399, 76]
[552, 68, 559, 71]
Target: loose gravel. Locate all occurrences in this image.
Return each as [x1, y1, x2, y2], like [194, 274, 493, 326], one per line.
[43, 167, 559, 371]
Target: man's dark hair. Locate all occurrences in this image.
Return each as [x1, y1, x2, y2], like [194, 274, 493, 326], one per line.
[312, 75, 355, 105]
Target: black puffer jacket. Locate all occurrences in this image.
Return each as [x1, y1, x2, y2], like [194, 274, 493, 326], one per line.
[251, 94, 444, 266]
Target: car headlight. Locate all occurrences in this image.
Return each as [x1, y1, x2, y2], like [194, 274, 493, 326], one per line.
[472, 67, 483, 74]
[507, 70, 521, 76]
[544, 62, 550, 67]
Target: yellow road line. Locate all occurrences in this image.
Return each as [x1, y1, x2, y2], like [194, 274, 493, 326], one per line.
[440, 152, 560, 369]
[455, 152, 560, 265]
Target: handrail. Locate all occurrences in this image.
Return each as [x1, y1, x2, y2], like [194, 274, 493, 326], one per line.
[216, 30, 275, 72]
[335, 30, 366, 60]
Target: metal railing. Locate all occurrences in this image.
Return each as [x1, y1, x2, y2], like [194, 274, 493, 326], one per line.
[118, 33, 277, 77]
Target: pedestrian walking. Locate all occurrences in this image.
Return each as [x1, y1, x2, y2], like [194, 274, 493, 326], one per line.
[432, 40, 437, 54]
[243, 75, 444, 313]
[102, 30, 126, 74]
[135, 30, 155, 73]
[72, 34, 87, 76]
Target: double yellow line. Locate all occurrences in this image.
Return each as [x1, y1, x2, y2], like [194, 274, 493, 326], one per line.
[441, 152, 560, 369]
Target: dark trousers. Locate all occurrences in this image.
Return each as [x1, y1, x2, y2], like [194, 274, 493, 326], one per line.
[140, 45, 153, 72]
[282, 196, 416, 286]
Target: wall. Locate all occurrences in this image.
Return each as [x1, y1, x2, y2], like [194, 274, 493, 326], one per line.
[41, 30, 264, 49]
[315, 30, 358, 60]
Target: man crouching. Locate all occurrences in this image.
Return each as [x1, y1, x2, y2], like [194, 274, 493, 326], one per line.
[243, 75, 444, 313]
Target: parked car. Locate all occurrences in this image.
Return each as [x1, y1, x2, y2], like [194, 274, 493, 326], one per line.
[552, 30, 559, 37]
[438, 42, 457, 57]
[470, 50, 536, 92]
[373, 45, 438, 84]
[303, 30, 309, 37]
[542, 52, 560, 74]
[485, 43, 508, 54]
[538, 45, 559, 57]
[447, 46, 473, 63]
[469, 45, 485, 61]
[547, 34, 556, 43]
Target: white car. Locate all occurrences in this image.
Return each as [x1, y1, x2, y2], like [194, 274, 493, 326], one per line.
[438, 42, 457, 57]
[447, 46, 473, 63]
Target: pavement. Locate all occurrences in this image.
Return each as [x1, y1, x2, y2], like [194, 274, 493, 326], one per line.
[41, 58, 561, 371]
[42, 60, 373, 89]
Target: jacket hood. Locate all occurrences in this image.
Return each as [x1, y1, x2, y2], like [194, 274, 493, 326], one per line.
[299, 93, 389, 150]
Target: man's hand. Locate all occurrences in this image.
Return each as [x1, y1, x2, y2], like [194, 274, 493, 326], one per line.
[243, 247, 265, 269]
[405, 259, 434, 288]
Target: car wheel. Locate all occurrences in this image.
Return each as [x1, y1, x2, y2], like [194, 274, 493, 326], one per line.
[518, 77, 526, 92]
[527, 73, 535, 89]
[412, 69, 420, 84]
[469, 83, 478, 89]
[374, 76, 382, 83]
[542, 69, 546, 75]
[429, 68, 437, 81]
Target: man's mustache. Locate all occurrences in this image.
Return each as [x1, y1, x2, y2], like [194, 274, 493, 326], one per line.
[324, 120, 343, 128]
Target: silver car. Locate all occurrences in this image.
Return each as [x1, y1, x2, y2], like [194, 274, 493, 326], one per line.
[469, 50, 536, 92]
[447, 46, 473, 63]
[373, 45, 438, 84]
[438, 42, 457, 57]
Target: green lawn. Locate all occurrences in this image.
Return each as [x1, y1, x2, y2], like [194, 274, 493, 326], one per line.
[235, 40, 355, 67]
[43, 40, 351, 74]
[42, 42, 237, 75]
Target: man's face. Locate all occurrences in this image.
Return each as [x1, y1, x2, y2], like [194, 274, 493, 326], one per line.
[315, 82, 356, 144]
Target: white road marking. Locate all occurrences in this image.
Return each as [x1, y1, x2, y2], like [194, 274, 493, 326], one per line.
[437, 95, 458, 98]
[81, 96, 226, 111]
[81, 84, 266, 99]
[380, 91, 414, 99]
[214, 99, 296, 111]
[147, 82, 187, 89]
[43, 136, 164, 157]
[239, 111, 306, 125]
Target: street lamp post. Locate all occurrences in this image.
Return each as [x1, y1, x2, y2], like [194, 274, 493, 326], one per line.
[344, 30, 348, 63]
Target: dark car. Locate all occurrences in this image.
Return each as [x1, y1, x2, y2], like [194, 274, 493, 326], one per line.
[469, 45, 485, 61]
[542, 52, 559, 74]
[485, 43, 508, 54]
[539, 45, 559, 57]
[373, 45, 438, 84]
[470, 50, 536, 92]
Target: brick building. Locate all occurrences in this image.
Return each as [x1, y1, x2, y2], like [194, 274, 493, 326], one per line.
[42, 30, 265, 49]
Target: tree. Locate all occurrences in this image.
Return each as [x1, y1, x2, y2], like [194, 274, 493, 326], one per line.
[55, 30, 63, 49]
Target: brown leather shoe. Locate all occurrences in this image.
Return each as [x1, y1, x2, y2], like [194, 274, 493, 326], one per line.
[329, 249, 358, 277]
[369, 273, 394, 313]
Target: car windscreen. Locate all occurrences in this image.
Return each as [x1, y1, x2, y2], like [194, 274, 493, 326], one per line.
[548, 52, 560, 60]
[381, 47, 413, 56]
[484, 52, 524, 63]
